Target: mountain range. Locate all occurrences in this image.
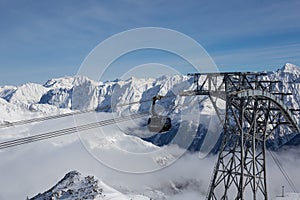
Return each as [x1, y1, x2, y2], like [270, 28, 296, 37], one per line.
[1, 63, 300, 200]
[1, 63, 299, 150]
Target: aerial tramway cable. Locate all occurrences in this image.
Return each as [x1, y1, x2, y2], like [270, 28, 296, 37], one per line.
[0, 112, 147, 150]
[0, 93, 180, 149]
[0, 88, 247, 149]
[0, 108, 95, 128]
[0, 94, 177, 129]
[268, 149, 298, 193]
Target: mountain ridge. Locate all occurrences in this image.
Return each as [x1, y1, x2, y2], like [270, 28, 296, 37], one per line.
[30, 170, 150, 200]
[0, 63, 299, 150]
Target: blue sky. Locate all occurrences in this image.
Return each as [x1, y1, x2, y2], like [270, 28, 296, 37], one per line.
[0, 0, 299, 85]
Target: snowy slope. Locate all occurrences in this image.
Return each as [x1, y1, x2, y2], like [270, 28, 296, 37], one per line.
[0, 63, 300, 148]
[269, 63, 300, 109]
[1, 64, 300, 200]
[262, 63, 300, 148]
[30, 171, 150, 200]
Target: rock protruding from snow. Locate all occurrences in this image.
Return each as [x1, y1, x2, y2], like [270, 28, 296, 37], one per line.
[30, 171, 150, 200]
[39, 88, 72, 108]
[30, 171, 104, 200]
[0, 85, 16, 99]
[0, 63, 300, 149]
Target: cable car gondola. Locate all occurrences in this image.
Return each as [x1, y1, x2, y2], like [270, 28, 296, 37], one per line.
[147, 115, 171, 132]
[147, 95, 172, 133]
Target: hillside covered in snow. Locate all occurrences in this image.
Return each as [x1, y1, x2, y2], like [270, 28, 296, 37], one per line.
[0, 63, 300, 150]
[1, 63, 300, 200]
[30, 171, 150, 200]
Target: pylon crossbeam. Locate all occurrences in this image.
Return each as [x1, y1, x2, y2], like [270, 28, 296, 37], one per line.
[186, 73, 298, 200]
[187, 72, 300, 200]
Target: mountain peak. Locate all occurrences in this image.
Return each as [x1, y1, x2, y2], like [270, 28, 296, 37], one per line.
[30, 170, 105, 200]
[62, 170, 81, 180]
[30, 171, 150, 200]
[280, 63, 300, 74]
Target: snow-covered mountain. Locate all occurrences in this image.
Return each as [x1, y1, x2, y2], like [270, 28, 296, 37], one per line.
[264, 63, 300, 148]
[0, 75, 194, 120]
[1, 63, 300, 200]
[0, 63, 300, 150]
[30, 170, 150, 200]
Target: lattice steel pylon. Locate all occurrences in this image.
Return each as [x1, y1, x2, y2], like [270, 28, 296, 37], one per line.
[186, 72, 300, 200]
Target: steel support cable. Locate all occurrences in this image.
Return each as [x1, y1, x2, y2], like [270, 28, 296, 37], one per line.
[0, 93, 184, 150]
[236, 89, 299, 192]
[3, 87, 297, 151]
[0, 94, 177, 129]
[0, 109, 95, 128]
[0, 112, 147, 150]
[268, 150, 298, 193]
